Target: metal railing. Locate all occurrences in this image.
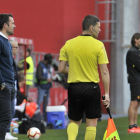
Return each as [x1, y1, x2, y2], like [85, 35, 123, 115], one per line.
[94, 0, 117, 42]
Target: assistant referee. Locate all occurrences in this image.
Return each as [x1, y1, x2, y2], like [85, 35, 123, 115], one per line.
[59, 15, 110, 140]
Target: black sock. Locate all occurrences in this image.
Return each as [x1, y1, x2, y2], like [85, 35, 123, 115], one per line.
[133, 124, 137, 128]
[129, 125, 134, 129]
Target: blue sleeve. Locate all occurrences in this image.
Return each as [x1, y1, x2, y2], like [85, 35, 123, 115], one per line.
[0, 41, 5, 83]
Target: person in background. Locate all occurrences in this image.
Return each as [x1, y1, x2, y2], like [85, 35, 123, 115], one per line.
[59, 15, 110, 140]
[0, 13, 16, 140]
[15, 98, 43, 122]
[14, 72, 33, 120]
[126, 33, 140, 133]
[18, 48, 34, 96]
[36, 53, 53, 121]
[5, 40, 19, 140]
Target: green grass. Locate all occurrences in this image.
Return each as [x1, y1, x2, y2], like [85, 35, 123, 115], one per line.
[13, 116, 140, 140]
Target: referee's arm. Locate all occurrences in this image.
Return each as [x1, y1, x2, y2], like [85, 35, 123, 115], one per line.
[58, 60, 69, 74]
[99, 64, 110, 107]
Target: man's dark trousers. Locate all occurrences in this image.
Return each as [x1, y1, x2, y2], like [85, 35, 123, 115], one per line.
[0, 82, 15, 140]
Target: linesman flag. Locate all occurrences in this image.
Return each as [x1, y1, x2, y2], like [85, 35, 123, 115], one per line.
[102, 95, 120, 140]
[103, 118, 120, 140]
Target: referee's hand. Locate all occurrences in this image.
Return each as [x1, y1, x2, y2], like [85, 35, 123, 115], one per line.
[102, 94, 110, 108]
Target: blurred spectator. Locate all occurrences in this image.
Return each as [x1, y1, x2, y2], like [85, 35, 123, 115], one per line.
[15, 99, 43, 122]
[52, 72, 69, 89]
[5, 40, 19, 140]
[14, 72, 33, 120]
[35, 53, 53, 121]
[18, 48, 34, 96]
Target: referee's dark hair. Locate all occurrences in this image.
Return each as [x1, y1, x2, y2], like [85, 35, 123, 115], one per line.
[0, 13, 13, 30]
[131, 33, 140, 46]
[82, 15, 100, 31]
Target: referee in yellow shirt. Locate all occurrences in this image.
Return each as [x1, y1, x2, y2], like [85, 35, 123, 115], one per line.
[59, 15, 110, 140]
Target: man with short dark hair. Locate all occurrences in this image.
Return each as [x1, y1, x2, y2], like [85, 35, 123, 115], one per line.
[0, 13, 16, 140]
[126, 33, 140, 133]
[59, 15, 110, 140]
[36, 54, 53, 121]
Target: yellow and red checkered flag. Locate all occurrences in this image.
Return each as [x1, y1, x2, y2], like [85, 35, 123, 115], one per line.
[103, 118, 120, 140]
[102, 95, 120, 140]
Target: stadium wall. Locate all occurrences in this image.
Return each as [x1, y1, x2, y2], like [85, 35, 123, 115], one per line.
[0, 0, 110, 54]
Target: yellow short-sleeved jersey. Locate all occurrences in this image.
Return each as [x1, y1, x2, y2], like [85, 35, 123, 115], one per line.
[59, 35, 109, 83]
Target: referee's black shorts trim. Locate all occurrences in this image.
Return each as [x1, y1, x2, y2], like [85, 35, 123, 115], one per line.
[68, 82, 101, 121]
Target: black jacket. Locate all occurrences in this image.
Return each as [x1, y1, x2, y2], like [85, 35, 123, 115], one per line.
[0, 35, 14, 84]
[36, 60, 50, 85]
[126, 46, 140, 83]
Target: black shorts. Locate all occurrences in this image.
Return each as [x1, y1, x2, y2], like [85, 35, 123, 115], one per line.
[68, 82, 101, 121]
[130, 82, 140, 102]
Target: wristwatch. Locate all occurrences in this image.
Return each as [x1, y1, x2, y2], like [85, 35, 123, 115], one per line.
[0, 83, 6, 88]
